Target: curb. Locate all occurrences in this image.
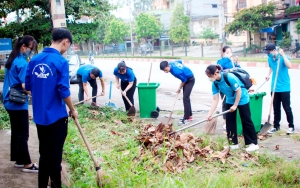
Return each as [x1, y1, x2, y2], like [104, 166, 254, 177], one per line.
[86, 58, 300, 70]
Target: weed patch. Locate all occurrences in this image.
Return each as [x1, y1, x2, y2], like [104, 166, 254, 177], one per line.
[0, 105, 10, 130]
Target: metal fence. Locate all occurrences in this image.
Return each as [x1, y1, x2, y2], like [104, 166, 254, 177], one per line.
[73, 40, 299, 58]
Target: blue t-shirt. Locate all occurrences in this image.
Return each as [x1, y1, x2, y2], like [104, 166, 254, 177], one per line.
[217, 57, 240, 70]
[77, 65, 102, 83]
[268, 55, 290, 92]
[169, 60, 193, 82]
[2, 54, 28, 110]
[113, 67, 135, 82]
[25, 48, 70, 126]
[212, 72, 249, 105]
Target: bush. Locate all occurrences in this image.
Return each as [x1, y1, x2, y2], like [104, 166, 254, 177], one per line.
[277, 32, 292, 48]
[285, 6, 300, 15]
[0, 69, 5, 80]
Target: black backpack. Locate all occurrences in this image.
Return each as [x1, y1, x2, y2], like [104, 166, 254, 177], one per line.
[214, 68, 252, 95]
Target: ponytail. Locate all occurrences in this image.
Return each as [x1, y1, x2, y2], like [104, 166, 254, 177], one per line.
[205, 64, 222, 75]
[5, 35, 38, 69]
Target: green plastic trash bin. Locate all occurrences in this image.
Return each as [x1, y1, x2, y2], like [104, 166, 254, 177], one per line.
[237, 92, 266, 135]
[137, 83, 160, 118]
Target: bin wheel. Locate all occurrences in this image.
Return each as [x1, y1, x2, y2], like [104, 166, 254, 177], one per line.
[156, 107, 160, 112]
[151, 110, 159, 118]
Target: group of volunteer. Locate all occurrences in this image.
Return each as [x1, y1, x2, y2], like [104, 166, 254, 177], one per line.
[1, 26, 294, 187]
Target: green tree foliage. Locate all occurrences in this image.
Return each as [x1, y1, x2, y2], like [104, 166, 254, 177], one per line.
[135, 13, 161, 41]
[169, 3, 190, 44]
[296, 18, 300, 34]
[132, 0, 152, 16]
[277, 32, 292, 48]
[0, 0, 112, 45]
[225, 3, 275, 34]
[285, 6, 300, 15]
[199, 28, 217, 40]
[104, 18, 128, 45]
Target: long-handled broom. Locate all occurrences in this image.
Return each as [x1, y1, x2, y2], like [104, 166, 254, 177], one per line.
[74, 94, 103, 106]
[74, 119, 104, 187]
[202, 95, 226, 134]
[165, 92, 179, 125]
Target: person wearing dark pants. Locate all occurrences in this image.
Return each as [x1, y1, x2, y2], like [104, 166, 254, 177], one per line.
[225, 103, 257, 145]
[114, 61, 137, 111]
[263, 44, 294, 134]
[2, 35, 39, 172]
[36, 117, 68, 188]
[206, 65, 259, 152]
[121, 78, 137, 111]
[25, 28, 78, 188]
[182, 76, 195, 120]
[160, 60, 195, 125]
[77, 64, 105, 107]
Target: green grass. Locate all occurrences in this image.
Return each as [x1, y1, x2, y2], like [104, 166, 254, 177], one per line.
[0, 105, 10, 130]
[81, 55, 300, 63]
[63, 105, 300, 188]
[0, 69, 5, 79]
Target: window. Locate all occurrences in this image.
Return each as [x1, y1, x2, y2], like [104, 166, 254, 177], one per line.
[211, 4, 218, 8]
[238, 0, 247, 9]
[224, 0, 228, 14]
[56, 0, 61, 6]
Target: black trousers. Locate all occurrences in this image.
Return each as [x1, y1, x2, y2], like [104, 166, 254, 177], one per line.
[272, 92, 294, 129]
[77, 75, 98, 103]
[36, 117, 68, 188]
[220, 92, 227, 120]
[121, 78, 137, 111]
[7, 109, 32, 165]
[225, 103, 257, 145]
[183, 76, 195, 120]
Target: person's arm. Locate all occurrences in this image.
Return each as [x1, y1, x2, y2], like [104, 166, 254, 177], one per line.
[176, 82, 185, 93]
[279, 49, 292, 69]
[82, 82, 89, 99]
[63, 96, 78, 119]
[99, 77, 105, 96]
[230, 88, 241, 112]
[21, 83, 31, 95]
[266, 67, 272, 81]
[115, 76, 120, 89]
[206, 94, 219, 121]
[122, 82, 133, 96]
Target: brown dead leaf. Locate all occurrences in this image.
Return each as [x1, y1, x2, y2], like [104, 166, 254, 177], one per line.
[212, 147, 230, 164]
[110, 130, 124, 137]
[165, 161, 175, 173]
[275, 145, 279, 150]
[28, 115, 33, 120]
[258, 135, 267, 140]
[148, 126, 156, 133]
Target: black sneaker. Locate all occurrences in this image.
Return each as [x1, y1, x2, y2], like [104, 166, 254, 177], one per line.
[22, 164, 39, 173]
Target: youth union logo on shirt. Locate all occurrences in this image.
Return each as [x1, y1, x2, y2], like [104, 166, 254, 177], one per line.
[32, 64, 53, 79]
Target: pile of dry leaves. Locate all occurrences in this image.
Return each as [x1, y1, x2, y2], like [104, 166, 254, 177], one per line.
[136, 123, 231, 173]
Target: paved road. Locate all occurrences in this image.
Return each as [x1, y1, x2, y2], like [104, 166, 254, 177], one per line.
[84, 58, 300, 130]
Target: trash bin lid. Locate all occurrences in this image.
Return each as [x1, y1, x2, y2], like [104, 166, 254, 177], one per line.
[137, 83, 160, 88]
[249, 92, 266, 99]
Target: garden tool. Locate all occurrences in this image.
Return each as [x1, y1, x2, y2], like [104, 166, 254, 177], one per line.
[74, 119, 104, 187]
[104, 81, 118, 110]
[74, 94, 103, 106]
[120, 89, 136, 116]
[165, 92, 179, 125]
[169, 110, 230, 136]
[259, 54, 281, 136]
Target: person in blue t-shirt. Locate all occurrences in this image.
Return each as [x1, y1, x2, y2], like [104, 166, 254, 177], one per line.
[114, 61, 137, 111]
[76, 64, 105, 107]
[263, 44, 294, 135]
[160, 60, 195, 125]
[25, 28, 78, 188]
[205, 65, 259, 152]
[2, 35, 39, 173]
[217, 46, 241, 130]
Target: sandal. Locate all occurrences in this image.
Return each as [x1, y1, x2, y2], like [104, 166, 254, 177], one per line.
[22, 163, 39, 173]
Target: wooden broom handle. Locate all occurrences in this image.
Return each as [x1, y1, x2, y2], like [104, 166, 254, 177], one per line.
[74, 94, 102, 106]
[147, 62, 153, 85]
[167, 93, 179, 124]
[120, 89, 133, 106]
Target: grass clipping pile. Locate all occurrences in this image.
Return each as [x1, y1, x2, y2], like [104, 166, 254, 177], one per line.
[137, 123, 232, 173]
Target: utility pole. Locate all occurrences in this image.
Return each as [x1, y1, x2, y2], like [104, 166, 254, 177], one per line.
[127, 0, 134, 56]
[218, 0, 225, 44]
[49, 0, 67, 28]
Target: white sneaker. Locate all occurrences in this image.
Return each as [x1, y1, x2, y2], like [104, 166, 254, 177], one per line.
[223, 124, 226, 130]
[224, 144, 239, 150]
[246, 144, 259, 152]
[286, 128, 295, 134]
[267, 128, 278, 134]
